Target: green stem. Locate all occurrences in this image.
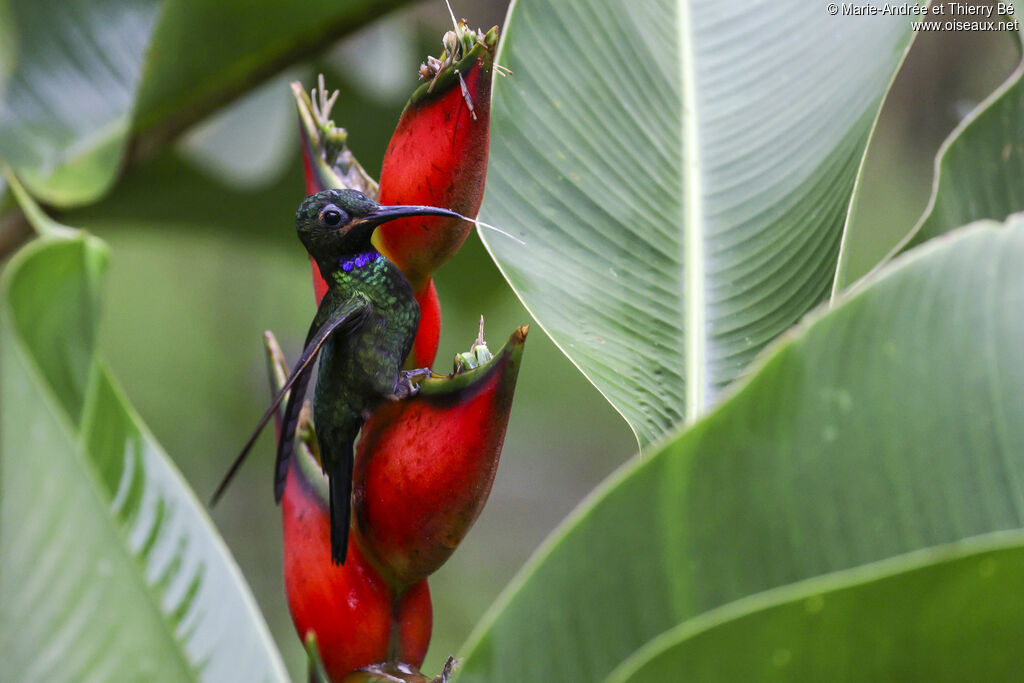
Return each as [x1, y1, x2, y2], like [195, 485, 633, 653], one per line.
[3, 168, 77, 239]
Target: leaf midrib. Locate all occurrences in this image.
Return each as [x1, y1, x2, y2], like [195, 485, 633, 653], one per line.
[678, 0, 705, 423]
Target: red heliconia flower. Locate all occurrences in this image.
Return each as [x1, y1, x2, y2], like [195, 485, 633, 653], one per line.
[279, 20, 518, 682]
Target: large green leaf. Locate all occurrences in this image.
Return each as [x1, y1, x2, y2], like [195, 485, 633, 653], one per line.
[457, 215, 1024, 682]
[479, 0, 920, 446]
[608, 532, 1024, 682]
[834, 27, 1024, 290]
[0, 204, 287, 679]
[0, 0, 405, 207]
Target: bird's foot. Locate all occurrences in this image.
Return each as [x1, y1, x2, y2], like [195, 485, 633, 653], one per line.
[388, 368, 431, 401]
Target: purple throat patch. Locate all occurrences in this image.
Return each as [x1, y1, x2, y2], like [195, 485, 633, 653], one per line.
[340, 251, 380, 272]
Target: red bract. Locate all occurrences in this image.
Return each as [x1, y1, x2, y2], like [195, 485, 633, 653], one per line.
[282, 451, 431, 681]
[355, 326, 527, 586]
[412, 279, 442, 369]
[375, 26, 499, 292]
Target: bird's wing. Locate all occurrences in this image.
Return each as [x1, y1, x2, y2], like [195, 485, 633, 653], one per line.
[273, 294, 369, 501]
[210, 294, 370, 507]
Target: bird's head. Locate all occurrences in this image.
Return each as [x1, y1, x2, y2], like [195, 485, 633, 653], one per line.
[296, 189, 462, 267]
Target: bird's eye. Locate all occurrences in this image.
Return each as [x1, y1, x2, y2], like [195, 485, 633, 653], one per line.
[322, 209, 343, 226]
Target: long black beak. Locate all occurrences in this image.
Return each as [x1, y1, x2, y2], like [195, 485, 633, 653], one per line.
[357, 204, 465, 228]
[351, 203, 526, 245]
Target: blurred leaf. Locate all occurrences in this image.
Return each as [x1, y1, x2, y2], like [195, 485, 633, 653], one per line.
[901, 36, 1024, 250]
[607, 532, 1024, 682]
[838, 29, 1024, 288]
[0, 210, 287, 679]
[177, 69, 305, 190]
[0, 0, 407, 207]
[0, 0, 16, 91]
[458, 215, 1024, 682]
[0, 0, 162, 205]
[480, 0, 919, 446]
[132, 0, 405, 149]
[327, 14, 418, 106]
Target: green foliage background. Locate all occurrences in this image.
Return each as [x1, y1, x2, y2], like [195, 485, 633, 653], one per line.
[1, 2, 1020, 678]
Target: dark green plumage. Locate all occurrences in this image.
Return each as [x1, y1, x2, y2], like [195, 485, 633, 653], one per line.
[307, 234, 419, 566]
[213, 189, 464, 566]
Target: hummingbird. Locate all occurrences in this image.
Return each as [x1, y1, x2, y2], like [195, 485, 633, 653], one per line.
[212, 189, 465, 565]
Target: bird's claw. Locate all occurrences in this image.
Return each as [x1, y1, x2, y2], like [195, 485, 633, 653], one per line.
[388, 368, 431, 401]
